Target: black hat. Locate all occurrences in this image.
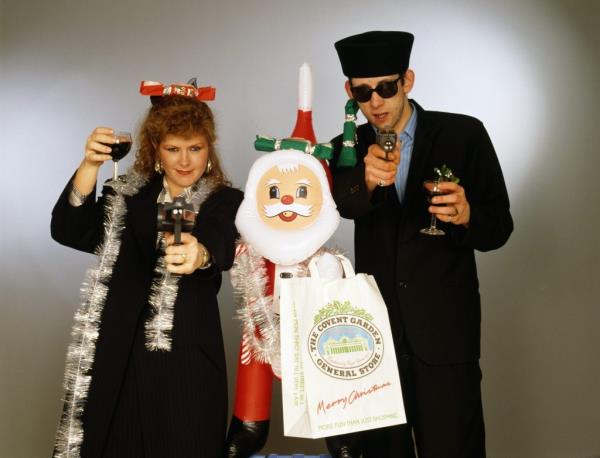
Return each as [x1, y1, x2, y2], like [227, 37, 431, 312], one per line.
[334, 31, 414, 78]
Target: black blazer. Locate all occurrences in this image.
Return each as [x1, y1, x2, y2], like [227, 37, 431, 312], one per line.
[330, 100, 513, 365]
[51, 173, 243, 457]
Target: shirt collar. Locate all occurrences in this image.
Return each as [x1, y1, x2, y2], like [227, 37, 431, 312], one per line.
[158, 177, 200, 204]
[371, 102, 418, 140]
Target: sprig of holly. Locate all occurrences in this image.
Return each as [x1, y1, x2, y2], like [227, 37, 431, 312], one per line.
[313, 300, 374, 325]
[433, 164, 460, 183]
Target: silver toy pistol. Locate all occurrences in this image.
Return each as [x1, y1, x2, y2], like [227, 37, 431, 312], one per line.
[376, 129, 397, 160]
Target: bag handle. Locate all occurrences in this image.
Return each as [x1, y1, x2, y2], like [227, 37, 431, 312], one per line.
[308, 254, 356, 279]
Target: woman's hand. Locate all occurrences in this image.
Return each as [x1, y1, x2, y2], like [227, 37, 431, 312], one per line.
[83, 127, 115, 168]
[164, 232, 210, 274]
[72, 127, 115, 197]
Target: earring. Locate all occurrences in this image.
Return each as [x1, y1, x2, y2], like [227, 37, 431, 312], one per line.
[205, 159, 213, 174]
[154, 160, 163, 174]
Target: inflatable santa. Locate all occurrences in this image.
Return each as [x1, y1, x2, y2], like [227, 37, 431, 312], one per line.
[225, 64, 342, 457]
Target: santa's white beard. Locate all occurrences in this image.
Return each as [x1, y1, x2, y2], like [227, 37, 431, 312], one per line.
[236, 201, 340, 266]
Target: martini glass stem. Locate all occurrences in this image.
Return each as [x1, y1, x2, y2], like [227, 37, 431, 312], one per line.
[429, 213, 438, 231]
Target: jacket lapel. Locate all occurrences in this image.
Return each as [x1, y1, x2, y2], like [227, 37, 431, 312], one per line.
[398, 101, 441, 238]
[403, 101, 438, 207]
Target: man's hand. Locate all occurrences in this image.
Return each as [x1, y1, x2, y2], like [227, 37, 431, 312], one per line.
[364, 142, 400, 194]
[429, 181, 470, 227]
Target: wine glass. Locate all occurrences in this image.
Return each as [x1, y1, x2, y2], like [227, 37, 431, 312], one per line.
[103, 131, 132, 181]
[420, 180, 446, 236]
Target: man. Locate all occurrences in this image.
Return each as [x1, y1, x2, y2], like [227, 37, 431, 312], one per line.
[326, 31, 513, 458]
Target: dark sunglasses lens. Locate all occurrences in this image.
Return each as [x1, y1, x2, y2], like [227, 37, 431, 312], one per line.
[376, 81, 399, 98]
[352, 79, 400, 102]
[351, 86, 373, 103]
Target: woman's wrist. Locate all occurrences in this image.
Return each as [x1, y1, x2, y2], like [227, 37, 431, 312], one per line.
[73, 160, 100, 195]
[80, 158, 103, 173]
[195, 242, 211, 270]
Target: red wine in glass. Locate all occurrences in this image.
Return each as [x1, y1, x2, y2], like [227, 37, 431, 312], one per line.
[420, 180, 446, 235]
[102, 131, 132, 180]
[107, 141, 131, 161]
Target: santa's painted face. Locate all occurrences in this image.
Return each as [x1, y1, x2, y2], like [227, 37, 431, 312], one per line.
[236, 149, 339, 265]
[256, 164, 323, 230]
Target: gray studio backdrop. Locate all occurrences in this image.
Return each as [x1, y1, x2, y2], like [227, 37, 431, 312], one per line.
[1, 0, 599, 457]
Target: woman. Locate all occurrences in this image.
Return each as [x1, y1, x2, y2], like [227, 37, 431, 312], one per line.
[51, 87, 243, 458]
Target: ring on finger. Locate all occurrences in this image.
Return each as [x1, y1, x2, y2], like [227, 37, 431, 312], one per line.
[181, 253, 187, 263]
[378, 179, 385, 187]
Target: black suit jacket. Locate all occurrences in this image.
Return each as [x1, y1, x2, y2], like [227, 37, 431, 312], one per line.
[51, 173, 243, 457]
[330, 100, 513, 365]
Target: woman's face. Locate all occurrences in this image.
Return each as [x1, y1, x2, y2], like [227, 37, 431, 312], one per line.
[158, 133, 209, 197]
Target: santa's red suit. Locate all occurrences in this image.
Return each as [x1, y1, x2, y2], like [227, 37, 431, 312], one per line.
[225, 147, 341, 457]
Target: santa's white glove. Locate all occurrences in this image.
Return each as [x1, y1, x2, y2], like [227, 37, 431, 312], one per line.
[314, 252, 344, 280]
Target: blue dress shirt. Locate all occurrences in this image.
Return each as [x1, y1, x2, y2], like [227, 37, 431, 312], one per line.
[372, 102, 418, 203]
[395, 103, 417, 203]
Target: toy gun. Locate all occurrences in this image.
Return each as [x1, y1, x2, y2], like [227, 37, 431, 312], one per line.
[376, 129, 397, 161]
[157, 196, 195, 244]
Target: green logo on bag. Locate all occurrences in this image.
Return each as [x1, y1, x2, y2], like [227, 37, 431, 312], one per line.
[309, 300, 383, 380]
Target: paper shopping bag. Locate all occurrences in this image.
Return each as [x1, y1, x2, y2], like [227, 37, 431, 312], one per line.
[280, 255, 406, 439]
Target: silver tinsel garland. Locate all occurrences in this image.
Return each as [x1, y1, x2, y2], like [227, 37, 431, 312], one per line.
[54, 170, 147, 458]
[144, 175, 219, 351]
[231, 245, 342, 374]
[54, 170, 218, 457]
[231, 244, 280, 366]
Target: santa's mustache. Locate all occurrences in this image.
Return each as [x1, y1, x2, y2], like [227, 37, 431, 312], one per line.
[263, 202, 313, 217]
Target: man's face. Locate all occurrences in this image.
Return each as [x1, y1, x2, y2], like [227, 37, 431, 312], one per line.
[256, 164, 323, 230]
[345, 71, 414, 133]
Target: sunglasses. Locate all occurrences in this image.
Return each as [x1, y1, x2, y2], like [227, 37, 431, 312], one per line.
[350, 76, 402, 103]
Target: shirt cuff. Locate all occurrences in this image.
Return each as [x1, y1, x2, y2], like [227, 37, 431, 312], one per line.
[68, 183, 91, 207]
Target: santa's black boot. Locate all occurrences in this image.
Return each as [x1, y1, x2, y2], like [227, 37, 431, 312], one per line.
[225, 416, 270, 458]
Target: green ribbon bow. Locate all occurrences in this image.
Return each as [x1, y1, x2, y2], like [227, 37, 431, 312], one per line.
[254, 135, 333, 160]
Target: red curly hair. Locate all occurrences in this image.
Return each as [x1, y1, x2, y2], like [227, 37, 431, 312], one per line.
[134, 95, 228, 186]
